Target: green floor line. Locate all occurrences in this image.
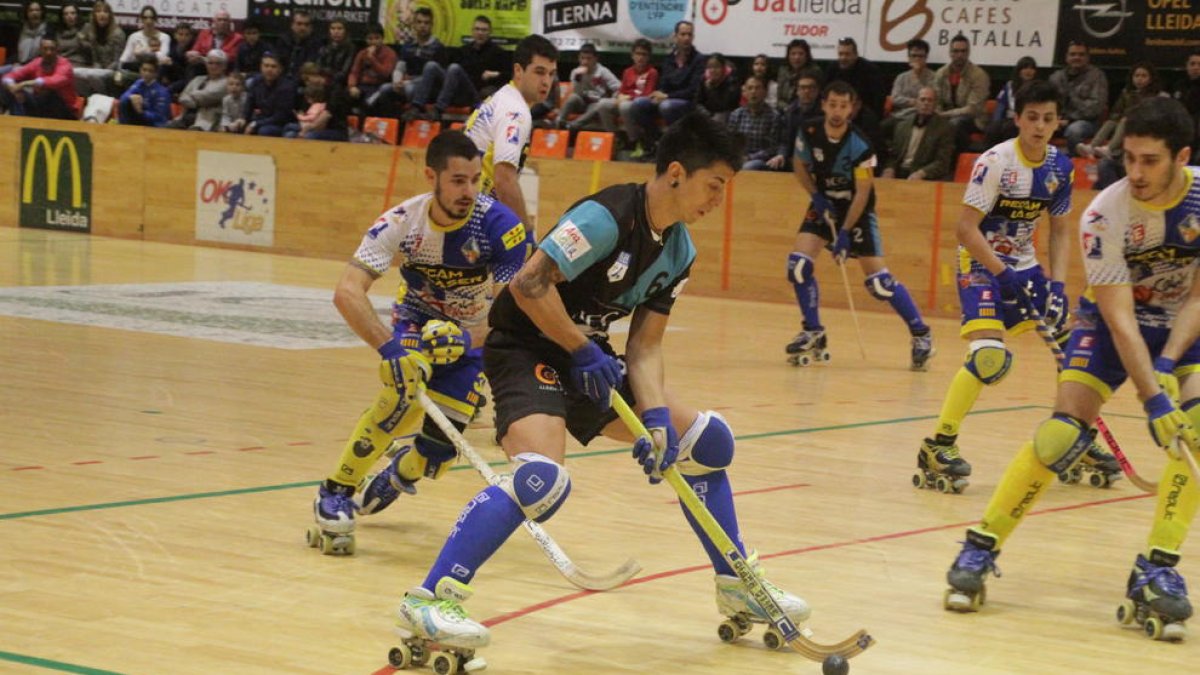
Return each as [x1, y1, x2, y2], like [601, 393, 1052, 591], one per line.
[0, 405, 1039, 522]
[0, 650, 125, 675]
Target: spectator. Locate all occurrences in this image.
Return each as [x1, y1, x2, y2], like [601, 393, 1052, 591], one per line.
[825, 37, 884, 118]
[306, 68, 351, 141]
[1172, 50, 1200, 148]
[0, 35, 76, 118]
[236, 18, 270, 76]
[882, 86, 953, 181]
[74, 0, 125, 96]
[557, 43, 619, 131]
[219, 71, 247, 132]
[626, 20, 704, 157]
[237, 53, 296, 136]
[348, 23, 397, 115]
[933, 33, 990, 153]
[190, 10, 242, 67]
[119, 6, 171, 72]
[984, 56, 1038, 146]
[169, 48, 228, 130]
[695, 53, 740, 123]
[391, 6, 446, 120]
[278, 10, 323, 81]
[771, 72, 822, 171]
[750, 54, 777, 108]
[165, 22, 195, 91]
[727, 75, 782, 171]
[57, 3, 86, 68]
[1078, 61, 1167, 160]
[888, 39, 934, 120]
[285, 83, 326, 138]
[431, 14, 509, 116]
[317, 19, 355, 84]
[775, 38, 821, 112]
[15, 1, 49, 65]
[118, 55, 170, 126]
[596, 38, 657, 145]
[1048, 41, 1108, 156]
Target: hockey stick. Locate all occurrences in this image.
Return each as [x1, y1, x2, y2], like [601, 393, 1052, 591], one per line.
[825, 212, 868, 360]
[610, 392, 874, 662]
[1023, 302, 1157, 493]
[416, 390, 641, 591]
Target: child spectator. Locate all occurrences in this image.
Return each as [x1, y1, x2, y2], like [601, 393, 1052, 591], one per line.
[749, 54, 778, 108]
[236, 19, 270, 76]
[1078, 61, 1167, 160]
[118, 55, 171, 126]
[285, 83, 327, 138]
[220, 71, 247, 132]
[984, 56, 1039, 147]
[695, 53, 740, 123]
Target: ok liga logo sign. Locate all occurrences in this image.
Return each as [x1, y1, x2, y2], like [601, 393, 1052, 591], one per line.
[195, 151, 277, 247]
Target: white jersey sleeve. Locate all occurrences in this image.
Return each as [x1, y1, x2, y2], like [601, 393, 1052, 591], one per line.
[962, 151, 1001, 214]
[352, 200, 419, 275]
[1079, 187, 1131, 287]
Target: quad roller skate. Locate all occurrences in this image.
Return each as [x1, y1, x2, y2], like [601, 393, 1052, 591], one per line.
[390, 577, 489, 673]
[944, 530, 1000, 612]
[910, 333, 935, 371]
[305, 481, 357, 555]
[359, 446, 418, 515]
[714, 553, 812, 650]
[1117, 549, 1192, 641]
[786, 329, 830, 367]
[913, 436, 972, 493]
[1058, 440, 1123, 488]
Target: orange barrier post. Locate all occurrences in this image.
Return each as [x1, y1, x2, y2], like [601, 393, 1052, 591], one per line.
[721, 178, 735, 292]
[928, 181, 943, 312]
[382, 144, 402, 212]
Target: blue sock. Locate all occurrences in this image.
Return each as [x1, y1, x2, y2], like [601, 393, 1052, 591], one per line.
[680, 470, 745, 576]
[423, 485, 523, 591]
[866, 271, 927, 334]
[787, 252, 822, 330]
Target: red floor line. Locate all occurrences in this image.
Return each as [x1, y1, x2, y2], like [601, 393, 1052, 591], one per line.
[184, 451, 216, 456]
[129, 455, 159, 460]
[12, 466, 44, 471]
[286, 441, 313, 446]
[237, 446, 266, 452]
[71, 460, 103, 466]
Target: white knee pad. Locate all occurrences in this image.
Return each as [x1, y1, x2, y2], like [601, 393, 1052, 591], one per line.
[503, 453, 571, 523]
[676, 411, 736, 477]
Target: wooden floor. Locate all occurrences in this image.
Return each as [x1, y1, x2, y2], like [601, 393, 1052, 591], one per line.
[1, 227, 1194, 675]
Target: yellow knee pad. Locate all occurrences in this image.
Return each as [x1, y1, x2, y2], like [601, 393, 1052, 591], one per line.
[1033, 414, 1092, 474]
[964, 339, 1013, 385]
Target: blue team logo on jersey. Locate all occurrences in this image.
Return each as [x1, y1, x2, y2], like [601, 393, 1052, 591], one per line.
[505, 125, 520, 145]
[1082, 232, 1103, 259]
[971, 164, 989, 185]
[1043, 172, 1059, 195]
[461, 237, 481, 264]
[1000, 169, 1019, 191]
[607, 251, 631, 282]
[1180, 214, 1200, 244]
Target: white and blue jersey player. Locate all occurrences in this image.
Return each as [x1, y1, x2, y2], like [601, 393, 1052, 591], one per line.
[390, 114, 812, 662]
[307, 130, 532, 556]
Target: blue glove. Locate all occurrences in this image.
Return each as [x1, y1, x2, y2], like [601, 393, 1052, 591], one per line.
[400, 320, 469, 365]
[995, 267, 1031, 321]
[808, 192, 832, 219]
[631, 407, 679, 485]
[569, 341, 623, 405]
[1043, 280, 1068, 335]
[830, 227, 851, 262]
[378, 337, 431, 404]
[1154, 356, 1181, 405]
[1144, 391, 1196, 450]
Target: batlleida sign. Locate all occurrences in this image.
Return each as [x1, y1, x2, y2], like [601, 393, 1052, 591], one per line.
[19, 128, 93, 232]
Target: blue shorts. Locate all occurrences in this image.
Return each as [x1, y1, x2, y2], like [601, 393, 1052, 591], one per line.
[957, 258, 1050, 338]
[1061, 299, 1200, 401]
[393, 315, 486, 425]
[798, 210, 883, 258]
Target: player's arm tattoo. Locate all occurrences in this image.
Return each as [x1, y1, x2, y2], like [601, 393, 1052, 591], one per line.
[513, 253, 565, 300]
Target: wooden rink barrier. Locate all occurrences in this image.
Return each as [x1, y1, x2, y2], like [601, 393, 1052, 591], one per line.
[0, 117, 1097, 318]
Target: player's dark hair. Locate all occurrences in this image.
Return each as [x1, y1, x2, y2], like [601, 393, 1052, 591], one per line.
[1124, 97, 1195, 156]
[631, 38, 652, 54]
[366, 22, 384, 38]
[1011, 56, 1037, 84]
[655, 112, 745, 176]
[906, 38, 929, 56]
[514, 34, 557, 69]
[1014, 79, 1061, 114]
[821, 80, 858, 102]
[426, 130, 480, 172]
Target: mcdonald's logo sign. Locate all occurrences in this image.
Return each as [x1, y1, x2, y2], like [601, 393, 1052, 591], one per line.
[20, 128, 92, 232]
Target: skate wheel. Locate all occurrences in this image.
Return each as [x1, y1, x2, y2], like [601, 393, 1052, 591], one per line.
[787, 355, 799, 366]
[1117, 599, 1136, 625]
[432, 651, 458, 675]
[1088, 472, 1108, 488]
[388, 644, 413, 669]
[732, 614, 752, 634]
[1145, 616, 1165, 640]
[911, 472, 925, 489]
[935, 476, 951, 493]
[944, 588, 979, 612]
[305, 526, 320, 548]
[1162, 622, 1187, 642]
[972, 585, 986, 610]
[798, 355, 811, 367]
[951, 478, 969, 494]
[717, 620, 739, 644]
[762, 627, 784, 650]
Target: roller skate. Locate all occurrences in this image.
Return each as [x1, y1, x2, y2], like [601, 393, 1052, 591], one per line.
[1117, 549, 1192, 641]
[913, 435, 971, 493]
[390, 577, 489, 673]
[305, 480, 357, 555]
[359, 445, 418, 515]
[910, 332, 935, 371]
[785, 328, 830, 367]
[944, 530, 1001, 612]
[1058, 440, 1122, 488]
[714, 552, 812, 650]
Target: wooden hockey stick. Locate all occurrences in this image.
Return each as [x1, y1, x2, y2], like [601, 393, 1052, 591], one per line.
[417, 390, 641, 591]
[1024, 304, 1157, 493]
[826, 212, 868, 360]
[610, 392, 874, 662]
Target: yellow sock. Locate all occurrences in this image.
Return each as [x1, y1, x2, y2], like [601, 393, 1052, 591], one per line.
[978, 441, 1054, 548]
[1146, 454, 1198, 555]
[326, 405, 422, 489]
[935, 367, 986, 438]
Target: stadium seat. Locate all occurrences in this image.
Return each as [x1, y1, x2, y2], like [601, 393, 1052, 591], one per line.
[572, 131, 614, 161]
[954, 152, 981, 183]
[363, 116, 400, 144]
[346, 114, 360, 131]
[171, 102, 182, 120]
[0, 47, 6, 65]
[1072, 157, 1096, 190]
[449, 121, 464, 130]
[529, 128, 569, 159]
[402, 119, 441, 148]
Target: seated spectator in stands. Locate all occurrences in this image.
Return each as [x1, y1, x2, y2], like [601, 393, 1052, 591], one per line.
[348, 23, 396, 115]
[0, 35, 76, 118]
[389, 7, 447, 120]
[169, 49, 228, 130]
[237, 52, 295, 136]
[1048, 41, 1107, 156]
[75, 0, 125, 96]
[933, 33, 989, 153]
[888, 39, 934, 120]
[984, 56, 1038, 146]
[236, 18, 269, 76]
[749, 54, 777, 108]
[118, 55, 170, 126]
[728, 75, 782, 171]
[1078, 61, 1166, 160]
[318, 19, 355, 84]
[695, 53, 740, 123]
[771, 73, 822, 171]
[278, 10, 323, 81]
[557, 43, 619, 131]
[881, 86, 953, 181]
[165, 22, 195, 92]
[219, 71, 247, 132]
[119, 6, 171, 72]
[775, 38, 820, 112]
[1175, 51, 1200, 149]
[432, 14, 508, 115]
[57, 3, 86, 68]
[189, 10, 241, 70]
[307, 68, 350, 141]
[285, 83, 326, 138]
[627, 20, 704, 157]
[826, 37, 884, 118]
[530, 74, 560, 127]
[596, 38, 656, 145]
[14, 1, 49, 66]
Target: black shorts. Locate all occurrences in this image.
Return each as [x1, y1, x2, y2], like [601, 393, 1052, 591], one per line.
[798, 210, 884, 258]
[483, 329, 635, 445]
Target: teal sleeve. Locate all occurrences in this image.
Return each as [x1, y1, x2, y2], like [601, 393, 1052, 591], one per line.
[539, 200, 620, 281]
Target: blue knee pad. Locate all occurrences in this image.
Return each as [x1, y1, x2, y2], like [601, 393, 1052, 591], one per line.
[964, 339, 1013, 385]
[678, 411, 735, 476]
[864, 271, 896, 300]
[507, 453, 571, 523]
[787, 252, 815, 285]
